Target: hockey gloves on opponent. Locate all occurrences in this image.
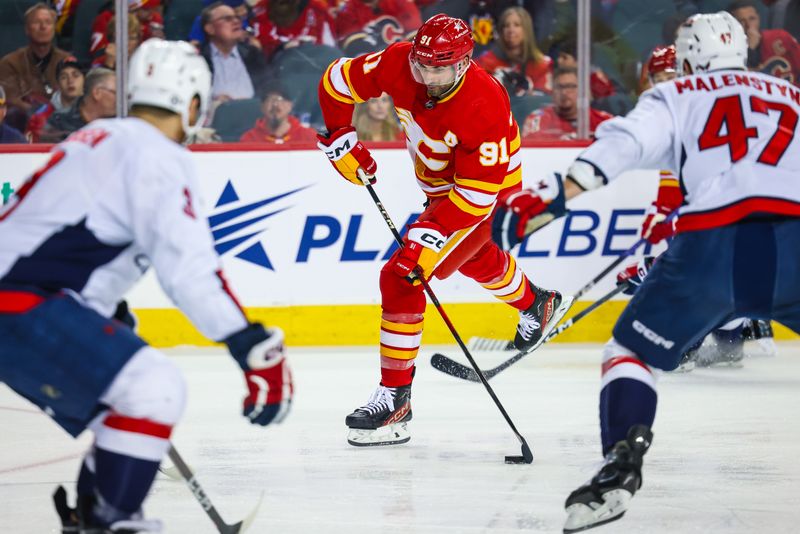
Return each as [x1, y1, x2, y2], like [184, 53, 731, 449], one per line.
[641, 203, 676, 244]
[317, 126, 377, 186]
[491, 171, 568, 251]
[616, 256, 656, 295]
[225, 323, 293, 426]
[391, 220, 447, 283]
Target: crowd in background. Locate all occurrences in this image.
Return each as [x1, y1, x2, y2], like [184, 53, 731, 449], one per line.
[0, 0, 798, 145]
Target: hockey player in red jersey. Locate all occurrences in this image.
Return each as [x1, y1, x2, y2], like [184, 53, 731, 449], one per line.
[317, 14, 573, 447]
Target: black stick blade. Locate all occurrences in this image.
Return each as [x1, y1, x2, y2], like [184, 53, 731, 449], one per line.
[430, 353, 481, 382]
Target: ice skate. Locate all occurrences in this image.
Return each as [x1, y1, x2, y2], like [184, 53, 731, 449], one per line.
[563, 425, 653, 533]
[514, 284, 574, 352]
[691, 329, 745, 368]
[743, 319, 777, 358]
[54, 486, 162, 534]
[346, 384, 412, 446]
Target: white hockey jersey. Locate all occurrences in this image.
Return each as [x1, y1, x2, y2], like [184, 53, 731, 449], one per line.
[579, 70, 800, 233]
[0, 118, 248, 342]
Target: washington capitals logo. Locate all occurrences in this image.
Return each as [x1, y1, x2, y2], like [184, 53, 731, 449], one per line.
[209, 180, 309, 270]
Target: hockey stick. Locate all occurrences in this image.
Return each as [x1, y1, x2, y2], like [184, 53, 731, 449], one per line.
[363, 180, 534, 464]
[465, 238, 645, 352]
[168, 445, 263, 534]
[431, 283, 629, 382]
[465, 212, 683, 353]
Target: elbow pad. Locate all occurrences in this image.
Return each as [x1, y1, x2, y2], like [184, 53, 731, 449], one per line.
[566, 159, 606, 191]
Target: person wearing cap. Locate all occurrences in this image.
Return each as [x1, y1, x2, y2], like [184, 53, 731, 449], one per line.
[26, 56, 86, 142]
[0, 86, 27, 143]
[40, 68, 116, 143]
[239, 86, 316, 143]
[0, 3, 70, 116]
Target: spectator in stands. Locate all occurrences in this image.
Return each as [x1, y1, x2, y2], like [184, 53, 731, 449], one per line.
[335, 0, 421, 56]
[0, 86, 27, 144]
[251, 0, 337, 59]
[131, 0, 165, 41]
[239, 86, 317, 144]
[40, 68, 116, 143]
[728, 0, 800, 84]
[94, 15, 142, 69]
[27, 56, 85, 142]
[0, 3, 70, 116]
[189, 0, 261, 49]
[551, 36, 633, 115]
[353, 92, 404, 141]
[476, 7, 553, 96]
[521, 66, 613, 140]
[90, 1, 164, 62]
[89, 0, 164, 58]
[201, 1, 270, 103]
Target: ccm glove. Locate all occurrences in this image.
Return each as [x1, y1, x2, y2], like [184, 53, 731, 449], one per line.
[492, 172, 567, 251]
[392, 221, 447, 282]
[616, 256, 656, 295]
[225, 323, 293, 426]
[317, 126, 377, 186]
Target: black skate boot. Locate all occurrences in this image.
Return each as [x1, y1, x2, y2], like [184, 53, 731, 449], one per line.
[54, 486, 79, 533]
[563, 425, 653, 533]
[346, 384, 412, 446]
[514, 283, 574, 352]
[73, 490, 162, 533]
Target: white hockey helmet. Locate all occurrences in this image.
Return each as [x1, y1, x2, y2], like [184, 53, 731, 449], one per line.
[675, 12, 747, 76]
[128, 39, 211, 138]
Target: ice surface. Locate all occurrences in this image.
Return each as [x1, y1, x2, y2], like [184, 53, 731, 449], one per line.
[2, 343, 799, 533]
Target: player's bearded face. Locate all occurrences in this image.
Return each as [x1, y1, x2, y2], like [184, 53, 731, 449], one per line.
[411, 57, 469, 98]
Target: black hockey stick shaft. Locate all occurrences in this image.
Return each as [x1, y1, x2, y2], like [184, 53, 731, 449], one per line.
[168, 445, 258, 534]
[572, 239, 644, 301]
[432, 283, 629, 381]
[364, 182, 534, 462]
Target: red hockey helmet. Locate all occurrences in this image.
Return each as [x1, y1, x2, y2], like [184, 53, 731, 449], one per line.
[647, 45, 677, 84]
[412, 14, 474, 67]
[410, 14, 474, 96]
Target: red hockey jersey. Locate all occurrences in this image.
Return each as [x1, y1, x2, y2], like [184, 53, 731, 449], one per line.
[252, 0, 337, 59]
[319, 41, 522, 234]
[756, 28, 800, 85]
[522, 105, 613, 140]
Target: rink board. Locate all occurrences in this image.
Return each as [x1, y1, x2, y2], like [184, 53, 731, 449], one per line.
[2, 144, 797, 346]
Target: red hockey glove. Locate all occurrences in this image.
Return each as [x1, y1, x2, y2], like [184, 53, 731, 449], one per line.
[492, 172, 568, 251]
[391, 221, 447, 283]
[225, 323, 293, 426]
[317, 126, 377, 186]
[640, 203, 676, 244]
[616, 256, 656, 295]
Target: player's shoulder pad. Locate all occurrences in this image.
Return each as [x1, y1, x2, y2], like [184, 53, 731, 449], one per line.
[463, 66, 511, 125]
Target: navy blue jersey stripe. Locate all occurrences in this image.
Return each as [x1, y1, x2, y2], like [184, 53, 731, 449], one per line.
[1, 218, 131, 293]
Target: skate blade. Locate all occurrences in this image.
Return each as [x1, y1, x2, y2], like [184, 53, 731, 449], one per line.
[745, 339, 777, 358]
[563, 489, 631, 533]
[347, 422, 410, 447]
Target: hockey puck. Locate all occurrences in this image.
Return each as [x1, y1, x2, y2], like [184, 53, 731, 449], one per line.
[504, 455, 530, 464]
